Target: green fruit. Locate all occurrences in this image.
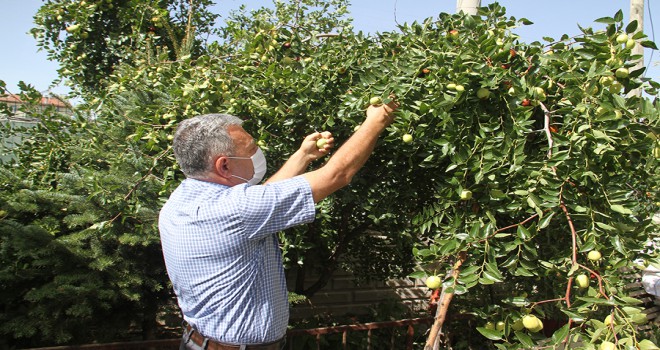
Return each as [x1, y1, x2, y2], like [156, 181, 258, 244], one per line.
[511, 318, 524, 331]
[484, 321, 495, 330]
[600, 341, 616, 350]
[477, 88, 491, 99]
[616, 33, 629, 44]
[533, 87, 546, 101]
[615, 67, 629, 79]
[588, 250, 602, 261]
[402, 134, 413, 143]
[599, 76, 614, 86]
[626, 38, 636, 49]
[369, 96, 382, 106]
[460, 190, 472, 200]
[425, 275, 442, 289]
[495, 321, 505, 331]
[575, 274, 589, 289]
[316, 138, 327, 148]
[609, 81, 623, 94]
[604, 314, 614, 326]
[65, 24, 80, 33]
[653, 146, 660, 159]
[455, 85, 465, 92]
[522, 315, 543, 332]
[446, 83, 457, 91]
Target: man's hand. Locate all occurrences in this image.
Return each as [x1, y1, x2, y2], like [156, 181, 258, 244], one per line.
[300, 131, 334, 162]
[366, 98, 399, 126]
[264, 131, 334, 184]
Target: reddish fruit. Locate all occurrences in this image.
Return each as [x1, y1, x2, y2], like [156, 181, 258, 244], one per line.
[509, 49, 517, 57]
[282, 42, 291, 49]
[422, 68, 431, 74]
[549, 125, 558, 133]
[521, 99, 531, 106]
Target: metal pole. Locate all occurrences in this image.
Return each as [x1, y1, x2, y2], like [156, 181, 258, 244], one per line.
[456, 0, 481, 15]
[629, 0, 644, 96]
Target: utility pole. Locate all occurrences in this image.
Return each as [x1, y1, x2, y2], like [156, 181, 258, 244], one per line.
[629, 0, 644, 96]
[456, 0, 481, 15]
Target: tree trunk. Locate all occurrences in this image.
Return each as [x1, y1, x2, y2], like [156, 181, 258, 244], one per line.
[425, 252, 467, 350]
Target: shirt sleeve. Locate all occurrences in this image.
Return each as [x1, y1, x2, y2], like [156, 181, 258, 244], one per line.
[238, 176, 316, 240]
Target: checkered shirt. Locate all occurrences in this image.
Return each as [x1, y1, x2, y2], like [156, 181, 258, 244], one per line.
[158, 176, 315, 344]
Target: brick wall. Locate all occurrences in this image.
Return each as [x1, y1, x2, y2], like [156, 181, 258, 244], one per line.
[288, 268, 432, 320]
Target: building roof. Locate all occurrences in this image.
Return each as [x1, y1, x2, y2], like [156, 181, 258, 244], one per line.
[0, 94, 71, 109]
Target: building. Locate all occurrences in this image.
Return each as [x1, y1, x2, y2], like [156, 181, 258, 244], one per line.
[0, 93, 73, 162]
[0, 93, 72, 116]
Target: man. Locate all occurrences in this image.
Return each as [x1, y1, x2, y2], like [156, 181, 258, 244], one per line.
[159, 100, 397, 350]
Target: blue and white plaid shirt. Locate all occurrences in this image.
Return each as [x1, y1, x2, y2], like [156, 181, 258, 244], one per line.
[158, 176, 315, 344]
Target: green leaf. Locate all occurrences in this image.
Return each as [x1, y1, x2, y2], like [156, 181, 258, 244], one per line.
[616, 296, 643, 305]
[595, 222, 617, 232]
[514, 331, 534, 348]
[551, 324, 570, 345]
[408, 270, 426, 279]
[641, 40, 659, 49]
[610, 204, 632, 215]
[538, 212, 555, 229]
[625, 20, 639, 34]
[476, 327, 502, 340]
[479, 276, 495, 285]
[639, 340, 660, 350]
[502, 296, 530, 307]
[517, 224, 530, 239]
[594, 17, 616, 24]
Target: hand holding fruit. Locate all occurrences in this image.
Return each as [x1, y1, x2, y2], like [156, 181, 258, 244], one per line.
[366, 95, 399, 125]
[301, 131, 334, 161]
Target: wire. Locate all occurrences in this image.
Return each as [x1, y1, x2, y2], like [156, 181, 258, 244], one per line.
[645, 0, 655, 77]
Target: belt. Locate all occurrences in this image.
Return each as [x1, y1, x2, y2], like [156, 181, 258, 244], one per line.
[185, 324, 283, 350]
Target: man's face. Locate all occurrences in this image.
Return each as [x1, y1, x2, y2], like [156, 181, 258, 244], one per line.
[226, 125, 258, 184]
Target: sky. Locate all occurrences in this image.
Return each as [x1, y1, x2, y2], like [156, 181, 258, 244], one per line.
[1, 0, 658, 98]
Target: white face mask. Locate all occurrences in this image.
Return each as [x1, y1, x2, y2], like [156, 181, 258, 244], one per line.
[228, 148, 267, 185]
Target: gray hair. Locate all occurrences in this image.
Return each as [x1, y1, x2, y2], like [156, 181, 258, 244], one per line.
[172, 113, 244, 177]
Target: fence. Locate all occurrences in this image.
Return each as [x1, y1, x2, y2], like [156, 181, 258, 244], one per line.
[21, 317, 434, 350]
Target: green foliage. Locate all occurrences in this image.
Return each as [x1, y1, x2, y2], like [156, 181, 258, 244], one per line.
[32, 0, 219, 97]
[0, 86, 174, 346]
[1, 0, 659, 348]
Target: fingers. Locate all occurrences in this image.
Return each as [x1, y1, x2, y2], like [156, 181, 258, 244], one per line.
[315, 132, 334, 151]
[319, 131, 333, 142]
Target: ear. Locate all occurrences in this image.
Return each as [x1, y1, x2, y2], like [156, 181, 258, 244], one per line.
[213, 156, 232, 179]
